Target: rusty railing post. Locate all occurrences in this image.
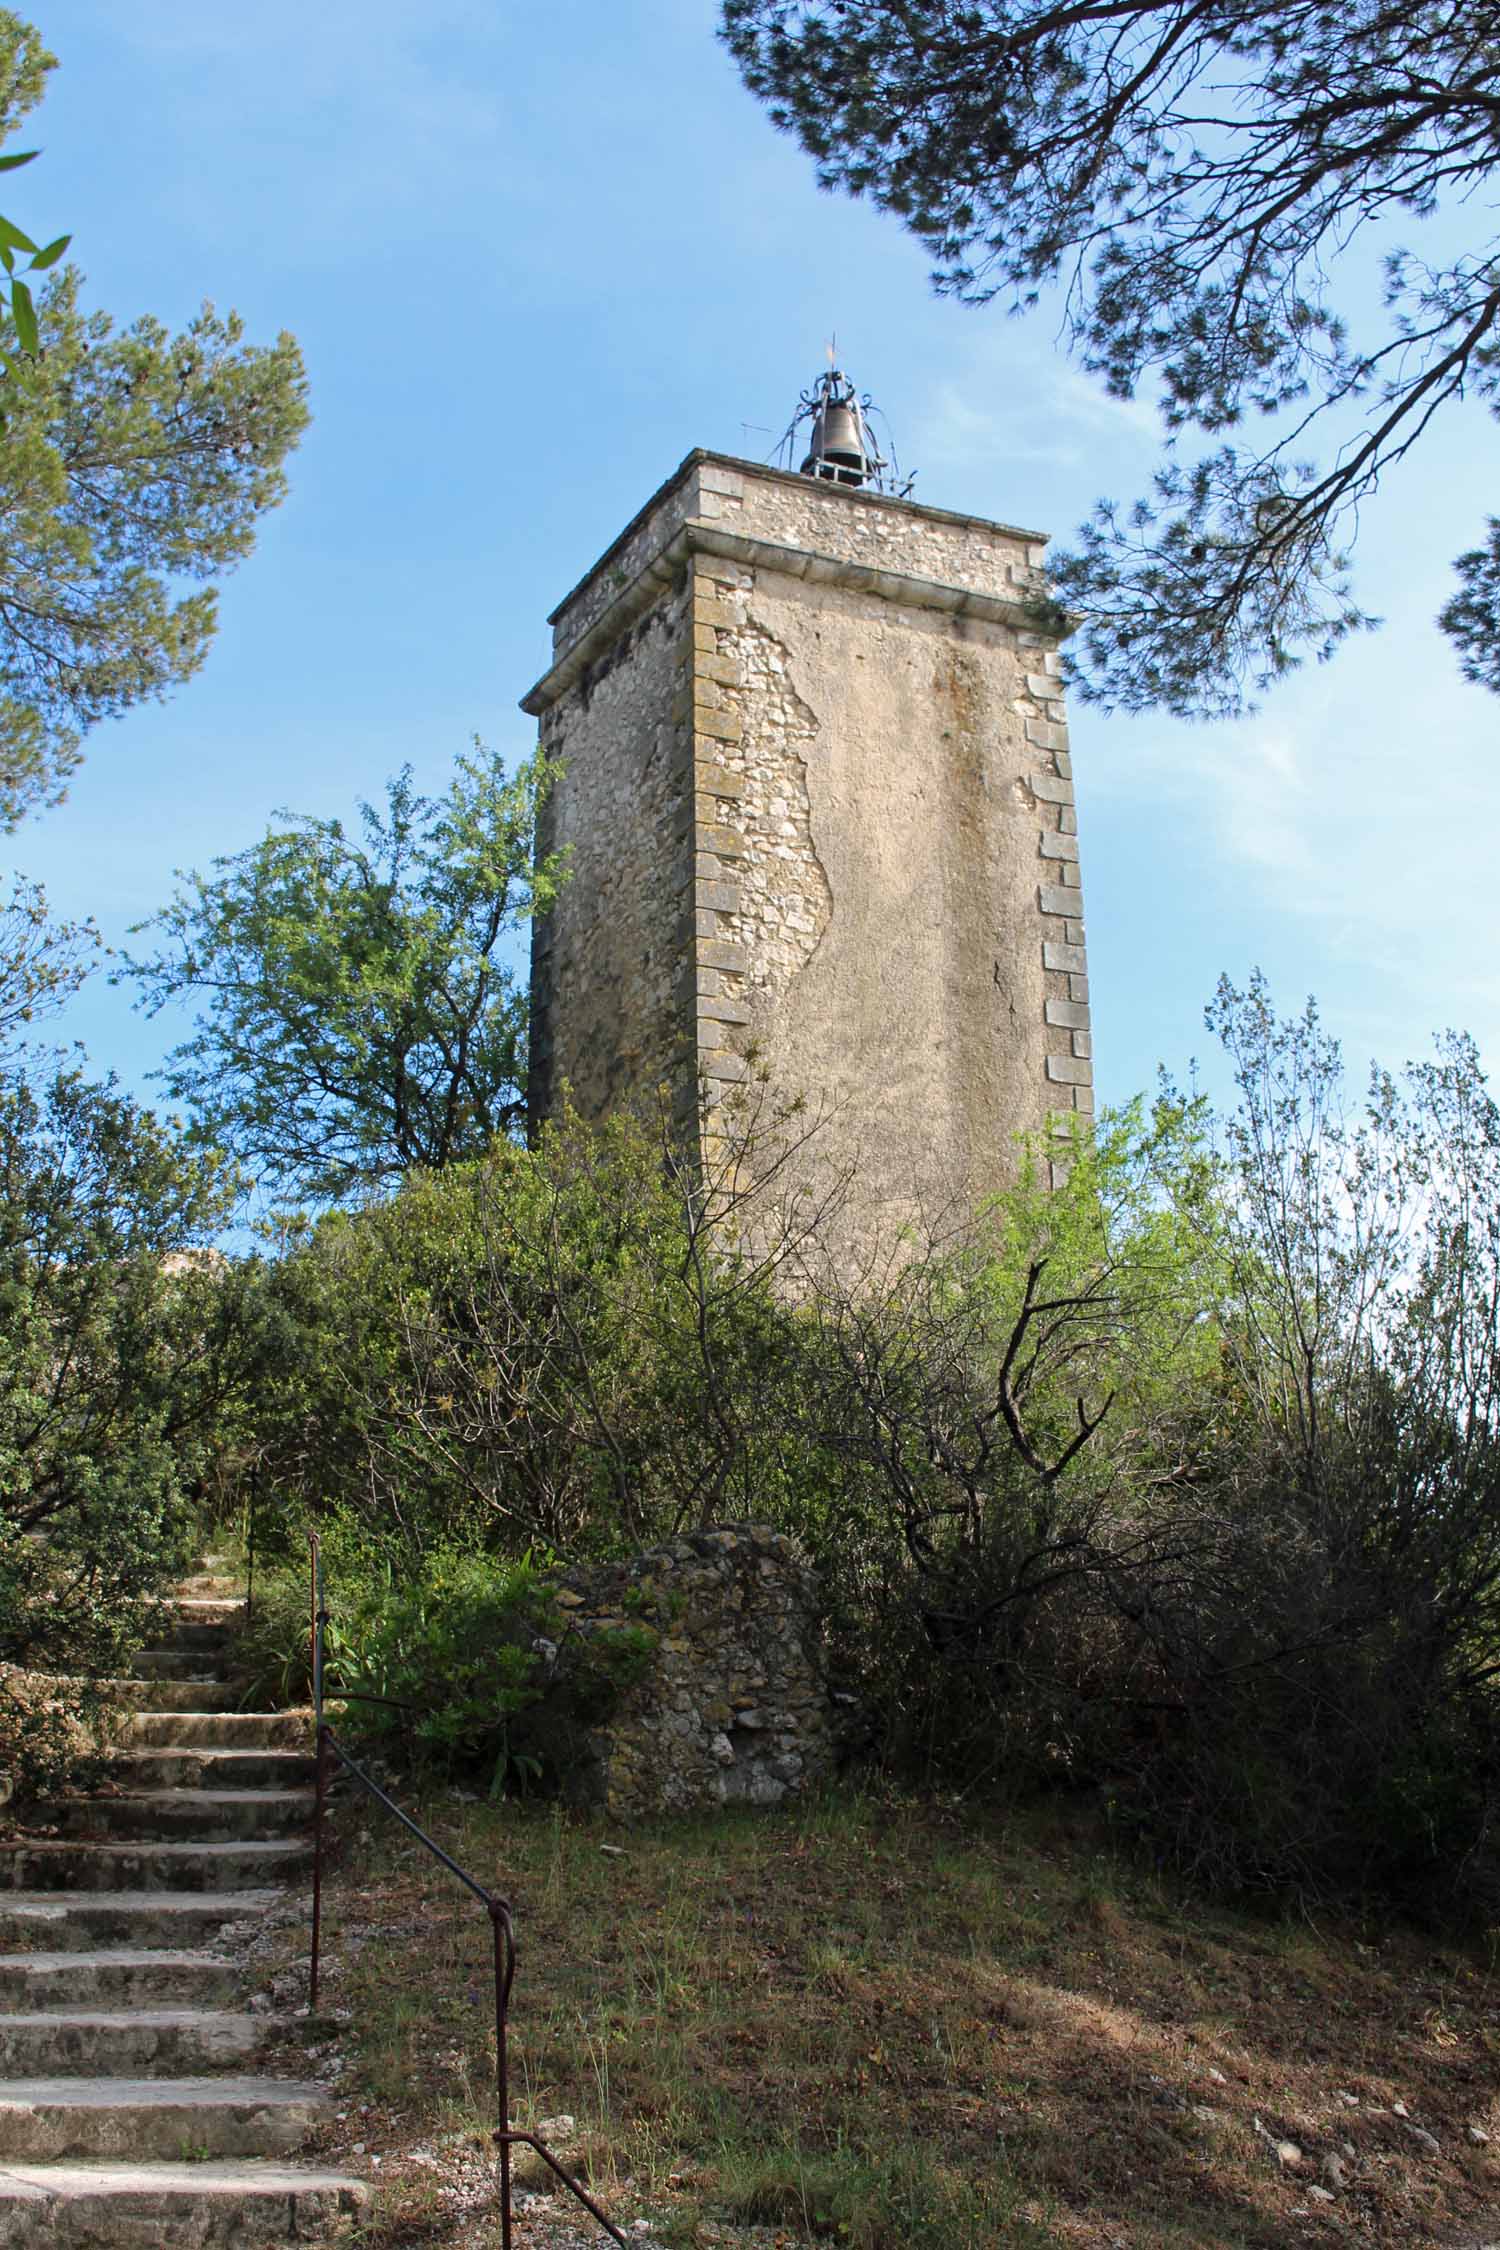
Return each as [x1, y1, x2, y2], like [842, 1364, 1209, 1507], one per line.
[492, 1898, 516, 2250]
[245, 1464, 259, 1629]
[309, 1530, 327, 2012]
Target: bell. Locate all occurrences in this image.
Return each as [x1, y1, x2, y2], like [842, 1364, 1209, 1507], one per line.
[799, 375, 871, 486]
[810, 400, 867, 474]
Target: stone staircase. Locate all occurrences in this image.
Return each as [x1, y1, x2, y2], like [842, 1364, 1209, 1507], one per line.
[0, 1562, 369, 2245]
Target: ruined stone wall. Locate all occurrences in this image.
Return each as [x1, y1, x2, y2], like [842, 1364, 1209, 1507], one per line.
[546, 1526, 831, 1821]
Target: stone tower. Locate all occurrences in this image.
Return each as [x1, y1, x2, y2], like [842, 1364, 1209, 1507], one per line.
[522, 425, 1092, 1240]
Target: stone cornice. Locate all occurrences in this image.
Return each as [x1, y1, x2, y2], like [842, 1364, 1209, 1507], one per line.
[520, 521, 1064, 717]
[543, 447, 1048, 631]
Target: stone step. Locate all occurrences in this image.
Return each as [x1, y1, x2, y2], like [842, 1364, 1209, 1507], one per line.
[0, 1951, 244, 2012]
[170, 1576, 242, 1601]
[42, 1789, 316, 1843]
[0, 2076, 331, 2160]
[155, 1620, 235, 1657]
[0, 1549, 350, 2236]
[0, 2011, 269, 2077]
[108, 1747, 317, 1790]
[123, 1709, 309, 1748]
[96, 1678, 239, 1712]
[129, 1650, 230, 1682]
[0, 1892, 280, 1952]
[0, 2157, 368, 2246]
[169, 1599, 245, 1632]
[0, 1839, 311, 1893]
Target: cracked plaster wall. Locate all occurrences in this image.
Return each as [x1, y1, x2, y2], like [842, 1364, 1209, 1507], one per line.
[716, 572, 1065, 1229]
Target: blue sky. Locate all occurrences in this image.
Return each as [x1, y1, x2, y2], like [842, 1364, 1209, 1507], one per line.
[10, 0, 1499, 1125]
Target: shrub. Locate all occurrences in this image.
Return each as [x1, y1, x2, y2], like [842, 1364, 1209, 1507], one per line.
[781, 984, 1500, 1919]
[781, 1095, 1216, 1792]
[233, 1096, 824, 1564]
[236, 1525, 657, 1800]
[326, 1541, 551, 1791]
[0, 1065, 235, 1796]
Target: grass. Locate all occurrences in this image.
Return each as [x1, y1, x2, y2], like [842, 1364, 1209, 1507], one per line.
[271, 1785, 1500, 2248]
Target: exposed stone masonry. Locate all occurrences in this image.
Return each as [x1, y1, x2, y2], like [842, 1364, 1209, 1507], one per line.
[689, 457, 1050, 602]
[685, 549, 837, 1115]
[529, 583, 695, 1124]
[546, 1526, 832, 1822]
[703, 613, 832, 1016]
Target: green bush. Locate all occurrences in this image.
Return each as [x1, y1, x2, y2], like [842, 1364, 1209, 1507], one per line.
[769, 987, 1500, 1920]
[235, 1526, 658, 1800]
[327, 1542, 550, 1792]
[230, 1102, 822, 1565]
[0, 1065, 234, 1797]
[213, 987, 1500, 1923]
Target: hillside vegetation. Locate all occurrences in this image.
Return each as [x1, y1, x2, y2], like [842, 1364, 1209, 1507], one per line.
[266, 1788, 1500, 2249]
[8, 952, 1500, 2235]
[10, 973, 1500, 1930]
[214, 974, 1500, 1929]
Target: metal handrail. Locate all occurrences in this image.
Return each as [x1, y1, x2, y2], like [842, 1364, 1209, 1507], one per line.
[306, 1530, 626, 2250]
[244, 1466, 258, 1629]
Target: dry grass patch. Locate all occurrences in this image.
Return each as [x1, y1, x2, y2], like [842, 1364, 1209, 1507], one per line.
[272, 1788, 1500, 2248]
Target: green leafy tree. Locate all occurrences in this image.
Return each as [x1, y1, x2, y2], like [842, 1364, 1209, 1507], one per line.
[1440, 520, 1500, 693]
[0, 870, 93, 1054]
[0, 14, 68, 392]
[124, 744, 567, 1208]
[0, 12, 307, 830]
[1099, 979, 1500, 1910]
[722, 0, 1500, 717]
[0, 1062, 236, 1794]
[0, 1065, 234, 1544]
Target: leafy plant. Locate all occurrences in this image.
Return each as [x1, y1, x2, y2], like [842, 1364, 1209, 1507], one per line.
[0, 1061, 234, 1796]
[212, 980, 1500, 1917]
[0, 874, 96, 1059]
[327, 1541, 552, 1794]
[0, 13, 67, 398]
[0, 12, 306, 829]
[723, 0, 1500, 713]
[221, 1094, 824, 1561]
[125, 746, 565, 1206]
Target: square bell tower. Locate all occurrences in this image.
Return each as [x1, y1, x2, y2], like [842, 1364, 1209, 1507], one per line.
[521, 402, 1092, 1239]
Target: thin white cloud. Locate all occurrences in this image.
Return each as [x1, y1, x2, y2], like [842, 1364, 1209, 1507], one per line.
[912, 330, 1161, 479]
[1081, 591, 1500, 1054]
